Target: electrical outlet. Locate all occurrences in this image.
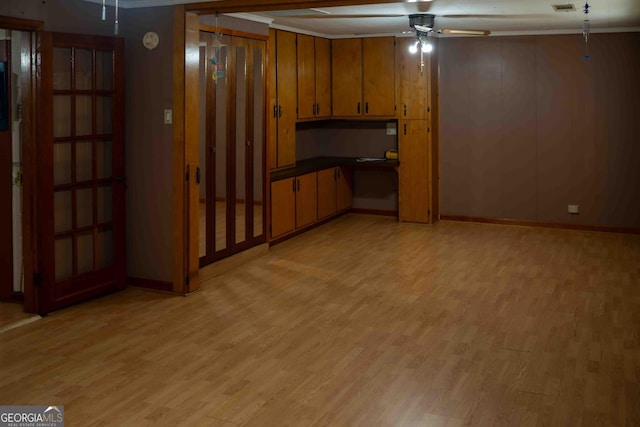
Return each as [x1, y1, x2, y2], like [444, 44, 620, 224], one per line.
[568, 204, 580, 214]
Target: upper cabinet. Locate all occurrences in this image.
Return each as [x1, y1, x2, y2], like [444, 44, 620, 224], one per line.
[297, 35, 331, 120]
[331, 37, 395, 118]
[395, 37, 428, 120]
[331, 38, 362, 117]
[269, 29, 297, 169]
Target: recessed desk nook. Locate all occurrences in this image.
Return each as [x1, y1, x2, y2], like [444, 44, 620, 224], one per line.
[269, 120, 402, 243]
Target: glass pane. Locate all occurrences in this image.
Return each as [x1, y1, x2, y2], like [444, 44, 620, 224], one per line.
[53, 96, 71, 137]
[76, 187, 93, 228]
[76, 141, 93, 182]
[75, 49, 93, 90]
[97, 228, 114, 268]
[53, 48, 71, 90]
[253, 47, 264, 238]
[54, 237, 73, 281]
[77, 232, 94, 275]
[96, 50, 113, 91]
[235, 45, 247, 245]
[96, 96, 112, 134]
[53, 143, 72, 185]
[214, 38, 229, 253]
[199, 42, 207, 258]
[54, 190, 72, 233]
[76, 95, 93, 136]
[97, 185, 112, 223]
[96, 140, 112, 179]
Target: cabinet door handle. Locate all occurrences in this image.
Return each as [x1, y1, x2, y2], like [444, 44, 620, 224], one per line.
[333, 168, 337, 181]
[403, 104, 407, 117]
[316, 103, 320, 115]
[357, 102, 360, 114]
[297, 179, 300, 192]
[278, 105, 282, 118]
[313, 103, 316, 115]
[365, 102, 369, 114]
[404, 123, 407, 135]
[292, 178, 296, 193]
[273, 105, 278, 118]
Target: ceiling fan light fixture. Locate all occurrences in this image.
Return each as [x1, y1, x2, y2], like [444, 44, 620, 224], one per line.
[422, 41, 433, 53]
[408, 41, 419, 54]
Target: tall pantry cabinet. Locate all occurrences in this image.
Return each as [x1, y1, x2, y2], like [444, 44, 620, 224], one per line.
[396, 37, 439, 224]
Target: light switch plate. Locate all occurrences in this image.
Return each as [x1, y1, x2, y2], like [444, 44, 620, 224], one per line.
[164, 109, 172, 125]
[386, 122, 397, 136]
[568, 204, 580, 214]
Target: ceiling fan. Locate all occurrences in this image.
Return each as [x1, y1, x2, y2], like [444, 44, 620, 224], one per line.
[269, 9, 493, 37]
[409, 13, 490, 36]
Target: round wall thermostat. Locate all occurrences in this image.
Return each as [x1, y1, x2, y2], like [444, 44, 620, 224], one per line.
[143, 32, 159, 50]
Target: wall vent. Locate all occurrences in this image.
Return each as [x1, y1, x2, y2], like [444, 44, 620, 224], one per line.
[552, 4, 577, 12]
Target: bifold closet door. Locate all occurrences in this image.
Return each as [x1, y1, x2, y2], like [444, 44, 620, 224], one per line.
[200, 32, 265, 266]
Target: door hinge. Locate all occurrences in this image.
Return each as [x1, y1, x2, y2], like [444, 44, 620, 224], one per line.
[34, 272, 42, 288]
[185, 275, 190, 286]
[185, 170, 189, 181]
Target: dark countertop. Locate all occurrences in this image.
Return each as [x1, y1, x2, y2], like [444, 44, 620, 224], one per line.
[270, 156, 399, 181]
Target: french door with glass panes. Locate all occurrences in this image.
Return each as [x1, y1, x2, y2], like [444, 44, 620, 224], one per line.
[199, 32, 266, 266]
[37, 32, 125, 314]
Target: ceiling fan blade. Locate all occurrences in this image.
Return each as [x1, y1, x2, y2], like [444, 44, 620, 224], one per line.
[283, 14, 405, 19]
[439, 28, 491, 36]
[441, 14, 550, 19]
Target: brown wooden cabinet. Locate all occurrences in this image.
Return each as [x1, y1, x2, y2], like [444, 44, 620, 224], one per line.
[398, 119, 437, 223]
[271, 178, 296, 238]
[331, 37, 395, 118]
[297, 35, 331, 120]
[396, 37, 428, 120]
[318, 167, 353, 219]
[317, 168, 338, 219]
[295, 172, 318, 228]
[362, 37, 395, 117]
[269, 29, 297, 169]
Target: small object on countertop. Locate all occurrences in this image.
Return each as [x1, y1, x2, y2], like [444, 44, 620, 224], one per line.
[384, 150, 398, 160]
[356, 157, 386, 162]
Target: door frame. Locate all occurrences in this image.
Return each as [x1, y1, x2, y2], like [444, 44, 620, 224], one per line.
[0, 16, 43, 313]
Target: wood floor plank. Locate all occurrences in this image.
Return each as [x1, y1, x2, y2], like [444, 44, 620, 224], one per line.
[1, 215, 639, 426]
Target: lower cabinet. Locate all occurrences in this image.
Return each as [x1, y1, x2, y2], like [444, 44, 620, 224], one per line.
[318, 167, 353, 219]
[271, 166, 353, 240]
[295, 172, 318, 228]
[271, 178, 296, 238]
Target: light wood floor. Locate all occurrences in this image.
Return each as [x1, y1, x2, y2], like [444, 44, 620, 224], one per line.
[2, 215, 639, 426]
[0, 301, 35, 331]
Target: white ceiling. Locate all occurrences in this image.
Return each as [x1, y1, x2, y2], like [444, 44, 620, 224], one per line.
[87, 0, 640, 37]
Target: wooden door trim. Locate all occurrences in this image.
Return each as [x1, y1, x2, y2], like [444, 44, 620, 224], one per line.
[0, 16, 44, 313]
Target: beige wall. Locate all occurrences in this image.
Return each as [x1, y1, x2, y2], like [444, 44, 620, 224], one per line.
[439, 33, 640, 228]
[1, 0, 175, 282]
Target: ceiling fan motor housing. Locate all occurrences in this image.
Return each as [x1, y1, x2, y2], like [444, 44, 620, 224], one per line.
[409, 14, 436, 31]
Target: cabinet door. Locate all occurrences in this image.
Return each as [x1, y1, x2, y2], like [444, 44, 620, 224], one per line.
[296, 172, 318, 228]
[297, 34, 315, 119]
[396, 37, 427, 120]
[363, 37, 395, 117]
[331, 38, 362, 117]
[398, 120, 430, 223]
[317, 168, 337, 219]
[271, 178, 296, 238]
[268, 29, 278, 170]
[276, 30, 297, 168]
[336, 166, 353, 211]
[314, 37, 331, 118]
